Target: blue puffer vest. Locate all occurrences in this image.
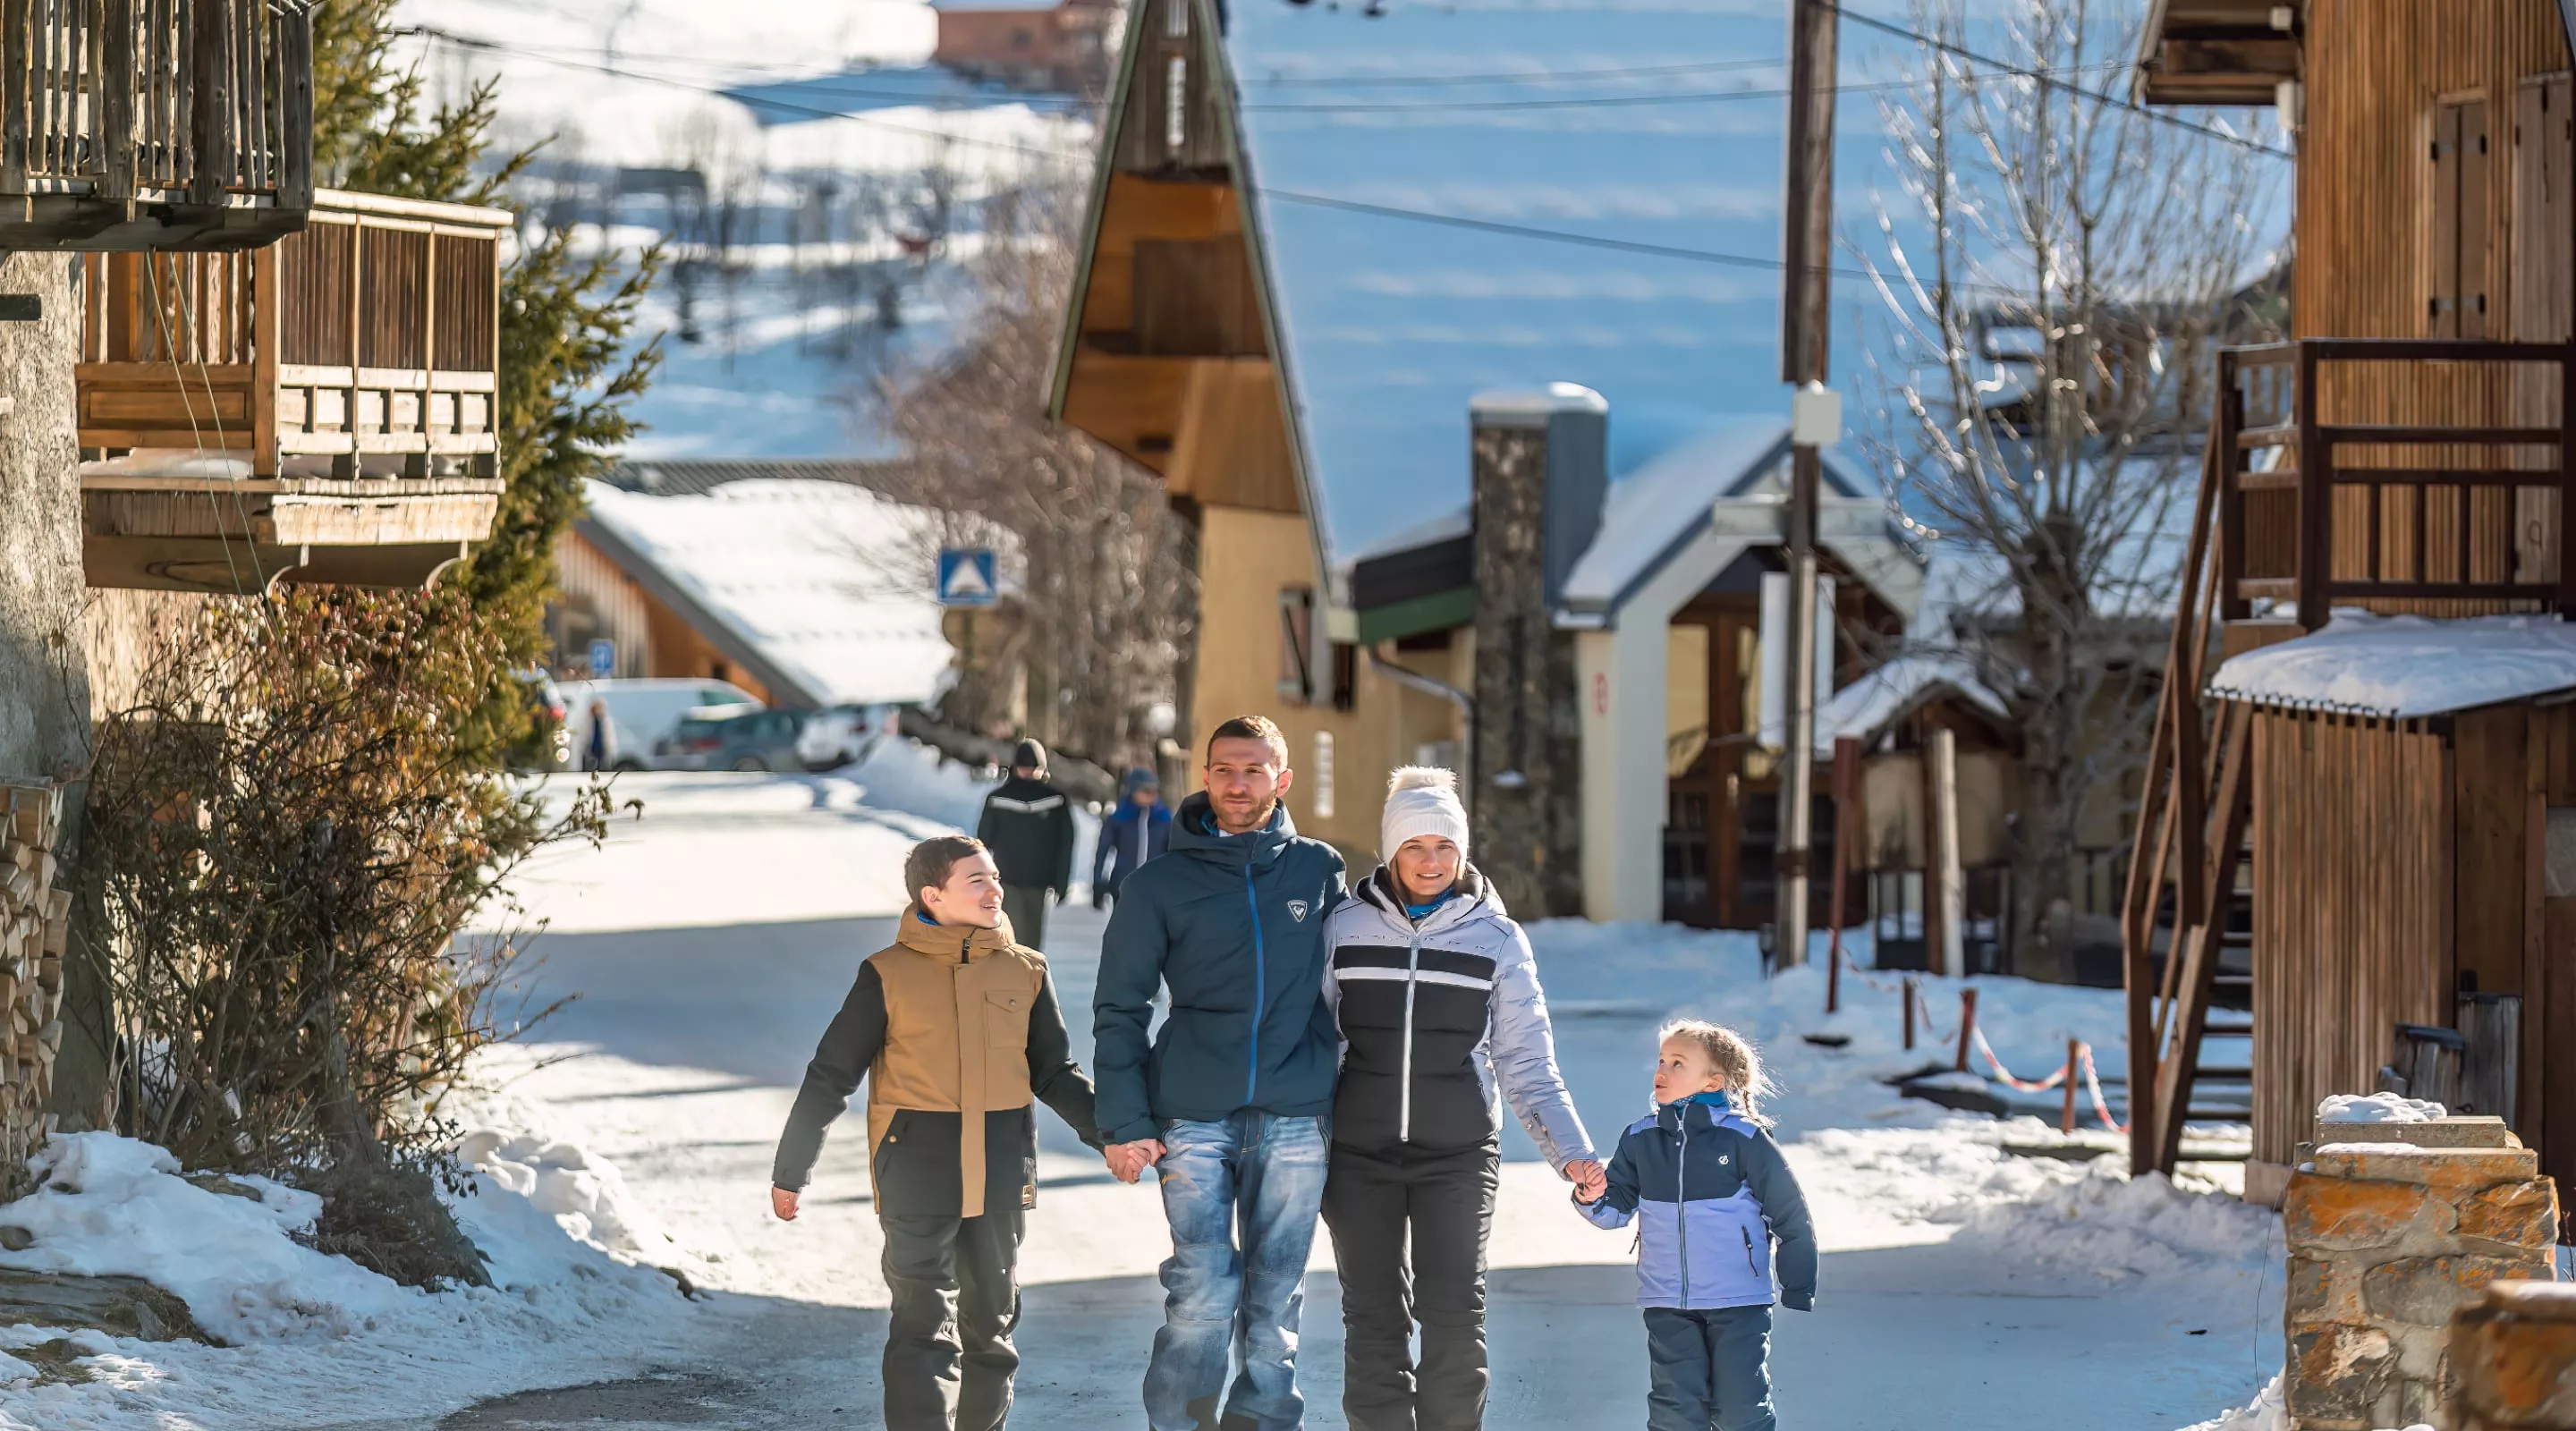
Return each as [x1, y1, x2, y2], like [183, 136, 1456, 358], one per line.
[1578, 1092, 1818, 1311]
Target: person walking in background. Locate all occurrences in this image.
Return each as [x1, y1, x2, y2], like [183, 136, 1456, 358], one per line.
[977, 739, 1075, 951]
[1575, 1020, 1816, 1431]
[1321, 766, 1604, 1431]
[581, 699, 617, 773]
[769, 834, 1109, 1431]
[1092, 767, 1172, 910]
[1093, 716, 1347, 1431]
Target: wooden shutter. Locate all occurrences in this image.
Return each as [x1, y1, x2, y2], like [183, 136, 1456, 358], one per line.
[1277, 587, 1315, 705]
[2514, 75, 2572, 584]
[2432, 98, 2494, 338]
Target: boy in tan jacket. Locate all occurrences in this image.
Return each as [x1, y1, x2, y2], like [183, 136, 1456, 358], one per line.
[770, 834, 1105, 1431]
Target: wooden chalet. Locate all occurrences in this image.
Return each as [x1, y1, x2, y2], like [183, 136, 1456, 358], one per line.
[74, 190, 512, 593]
[2127, 0, 2576, 1203]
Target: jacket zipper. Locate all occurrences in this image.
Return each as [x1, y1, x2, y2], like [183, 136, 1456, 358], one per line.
[1243, 865, 1266, 1106]
[1675, 1113, 1691, 1306]
[1398, 920, 1425, 1141]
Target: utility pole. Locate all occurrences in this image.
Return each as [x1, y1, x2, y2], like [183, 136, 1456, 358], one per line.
[1775, 0, 1839, 970]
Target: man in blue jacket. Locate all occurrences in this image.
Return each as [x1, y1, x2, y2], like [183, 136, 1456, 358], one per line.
[1095, 715, 1347, 1431]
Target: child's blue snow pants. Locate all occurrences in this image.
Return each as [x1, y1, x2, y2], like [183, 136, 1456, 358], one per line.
[1642, 1304, 1775, 1431]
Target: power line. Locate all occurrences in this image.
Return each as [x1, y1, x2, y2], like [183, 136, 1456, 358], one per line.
[1822, 1, 2292, 160]
[1240, 66, 2123, 114]
[1257, 187, 1884, 279]
[1246, 56, 1786, 88]
[396, 26, 1089, 162]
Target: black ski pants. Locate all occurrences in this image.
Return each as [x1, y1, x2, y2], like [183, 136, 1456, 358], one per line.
[1320, 1138, 1499, 1431]
[1644, 1305, 1776, 1431]
[880, 1203, 1025, 1431]
[999, 886, 1048, 953]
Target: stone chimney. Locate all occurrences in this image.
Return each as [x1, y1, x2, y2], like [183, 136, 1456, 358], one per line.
[1468, 383, 1606, 918]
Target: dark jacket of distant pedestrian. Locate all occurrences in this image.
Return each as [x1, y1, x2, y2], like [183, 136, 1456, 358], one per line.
[1091, 766, 1171, 909]
[977, 738, 1075, 950]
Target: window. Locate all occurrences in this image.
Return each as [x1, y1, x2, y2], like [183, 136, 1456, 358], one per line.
[1165, 56, 1188, 153]
[2431, 97, 2492, 338]
[1329, 642, 1358, 713]
[1312, 732, 1336, 821]
[1277, 587, 1316, 704]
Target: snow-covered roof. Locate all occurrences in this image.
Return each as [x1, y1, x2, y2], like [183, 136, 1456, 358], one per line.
[1559, 417, 1882, 611]
[1815, 652, 2009, 755]
[2207, 613, 2576, 718]
[1216, 0, 1809, 563]
[578, 478, 957, 707]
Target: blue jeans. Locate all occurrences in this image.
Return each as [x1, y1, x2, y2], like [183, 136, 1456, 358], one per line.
[1144, 1113, 1328, 1431]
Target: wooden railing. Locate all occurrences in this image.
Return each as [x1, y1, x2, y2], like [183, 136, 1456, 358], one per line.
[2217, 340, 2576, 630]
[76, 188, 509, 475]
[0, 0, 312, 248]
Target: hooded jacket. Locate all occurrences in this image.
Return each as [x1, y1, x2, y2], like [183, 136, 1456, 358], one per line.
[1578, 1092, 1818, 1312]
[977, 775, 1076, 897]
[1320, 867, 1595, 1172]
[1091, 792, 1347, 1145]
[1092, 770, 1172, 896]
[771, 910, 1100, 1218]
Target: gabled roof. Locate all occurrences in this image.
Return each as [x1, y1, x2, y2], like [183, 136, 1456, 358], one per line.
[1197, 0, 1812, 567]
[1815, 652, 2011, 755]
[577, 478, 956, 707]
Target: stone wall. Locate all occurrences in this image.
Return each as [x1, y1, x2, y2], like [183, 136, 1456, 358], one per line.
[2451, 1280, 2576, 1430]
[2284, 1122, 2560, 1428]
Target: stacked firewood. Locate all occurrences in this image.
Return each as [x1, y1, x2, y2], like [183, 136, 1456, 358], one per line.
[0, 783, 65, 1179]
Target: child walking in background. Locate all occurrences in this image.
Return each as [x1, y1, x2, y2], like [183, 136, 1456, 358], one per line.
[1575, 1020, 1816, 1431]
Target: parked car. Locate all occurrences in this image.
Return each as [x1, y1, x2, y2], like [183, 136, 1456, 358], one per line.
[559, 678, 763, 771]
[511, 669, 573, 772]
[657, 707, 809, 772]
[795, 703, 900, 771]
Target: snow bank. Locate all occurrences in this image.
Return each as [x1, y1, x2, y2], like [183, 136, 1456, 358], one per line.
[1953, 1164, 2279, 1284]
[2177, 1374, 2284, 1431]
[0, 1122, 699, 1429]
[0, 1135, 413, 1343]
[2318, 1092, 2445, 1124]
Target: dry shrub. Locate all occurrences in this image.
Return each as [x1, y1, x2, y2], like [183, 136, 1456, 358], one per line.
[78, 586, 614, 1283]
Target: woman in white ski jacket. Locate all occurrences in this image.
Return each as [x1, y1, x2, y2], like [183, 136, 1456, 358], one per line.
[1318, 766, 1602, 1431]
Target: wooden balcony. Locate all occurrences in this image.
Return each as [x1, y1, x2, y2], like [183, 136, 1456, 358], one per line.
[74, 189, 511, 593]
[2216, 339, 2575, 631]
[0, 0, 312, 250]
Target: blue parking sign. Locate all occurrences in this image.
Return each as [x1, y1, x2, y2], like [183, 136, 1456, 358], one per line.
[588, 639, 615, 677]
[937, 548, 998, 606]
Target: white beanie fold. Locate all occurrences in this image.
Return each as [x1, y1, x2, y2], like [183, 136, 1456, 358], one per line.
[1381, 766, 1470, 861]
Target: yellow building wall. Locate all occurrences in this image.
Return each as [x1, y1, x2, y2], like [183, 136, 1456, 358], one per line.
[1188, 505, 1469, 868]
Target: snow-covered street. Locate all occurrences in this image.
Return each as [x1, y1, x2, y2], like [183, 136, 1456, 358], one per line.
[0, 753, 2287, 1428]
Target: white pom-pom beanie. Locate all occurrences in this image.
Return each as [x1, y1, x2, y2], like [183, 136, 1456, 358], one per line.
[1381, 766, 1470, 861]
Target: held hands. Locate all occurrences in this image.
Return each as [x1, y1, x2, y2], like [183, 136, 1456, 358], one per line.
[1104, 1139, 1165, 1184]
[770, 1186, 801, 1222]
[1566, 1158, 1608, 1204]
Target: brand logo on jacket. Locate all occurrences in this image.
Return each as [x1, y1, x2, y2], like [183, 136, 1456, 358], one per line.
[1287, 900, 1311, 923]
[1718, 1155, 1731, 1164]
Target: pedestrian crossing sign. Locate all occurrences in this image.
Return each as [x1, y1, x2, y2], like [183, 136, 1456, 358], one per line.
[937, 548, 998, 607]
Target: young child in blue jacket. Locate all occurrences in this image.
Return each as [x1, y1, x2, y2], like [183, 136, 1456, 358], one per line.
[1575, 1019, 1816, 1431]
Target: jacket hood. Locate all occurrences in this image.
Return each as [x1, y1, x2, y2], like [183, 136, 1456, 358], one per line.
[894, 906, 1021, 960]
[1121, 767, 1161, 799]
[1170, 791, 1298, 868]
[1353, 862, 1504, 934]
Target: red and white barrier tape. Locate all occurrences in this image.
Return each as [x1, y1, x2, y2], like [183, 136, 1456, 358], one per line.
[1970, 1024, 2068, 1093]
[2080, 1044, 2125, 1134]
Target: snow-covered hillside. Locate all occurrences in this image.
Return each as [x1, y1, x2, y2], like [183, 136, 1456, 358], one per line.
[390, 0, 1089, 458]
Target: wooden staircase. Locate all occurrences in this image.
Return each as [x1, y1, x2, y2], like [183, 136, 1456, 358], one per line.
[2123, 413, 2257, 1177]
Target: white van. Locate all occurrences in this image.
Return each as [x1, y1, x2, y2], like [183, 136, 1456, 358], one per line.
[560, 678, 763, 770]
